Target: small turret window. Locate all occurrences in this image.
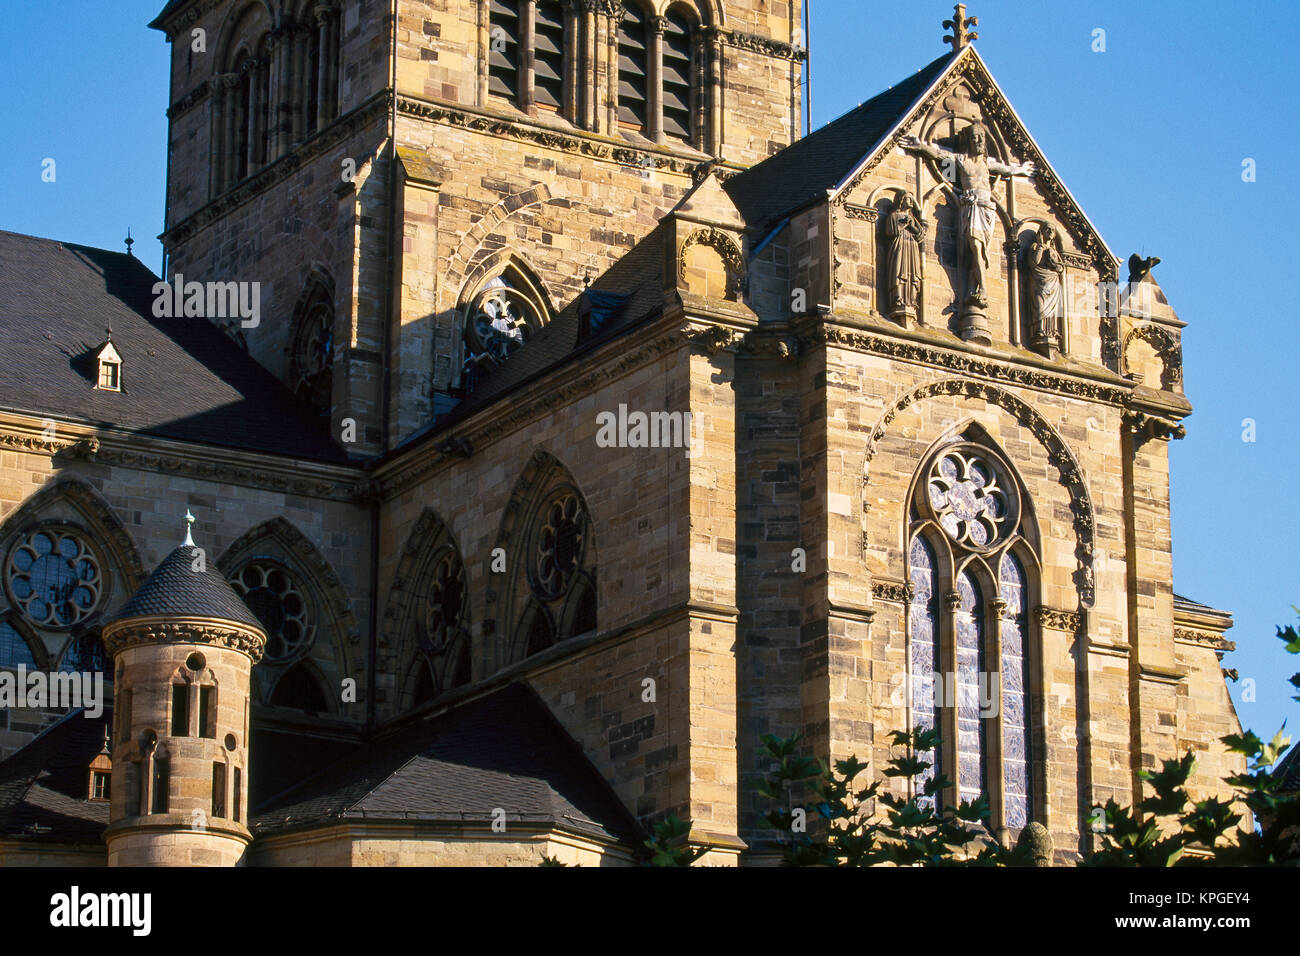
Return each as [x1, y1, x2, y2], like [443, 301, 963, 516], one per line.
[171, 684, 190, 737]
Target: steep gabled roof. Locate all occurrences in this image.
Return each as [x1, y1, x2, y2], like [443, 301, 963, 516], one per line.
[253, 682, 643, 845]
[724, 52, 956, 231]
[0, 230, 348, 462]
[724, 45, 1117, 277]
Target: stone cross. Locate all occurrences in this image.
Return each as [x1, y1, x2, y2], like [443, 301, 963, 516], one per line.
[943, 4, 979, 52]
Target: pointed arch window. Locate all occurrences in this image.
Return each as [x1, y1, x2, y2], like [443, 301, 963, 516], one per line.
[459, 261, 551, 392]
[904, 438, 1038, 835]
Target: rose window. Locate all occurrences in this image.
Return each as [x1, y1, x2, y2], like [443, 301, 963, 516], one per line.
[465, 280, 537, 363]
[925, 449, 1014, 550]
[5, 529, 102, 628]
[231, 561, 313, 663]
[424, 550, 467, 654]
[530, 491, 587, 601]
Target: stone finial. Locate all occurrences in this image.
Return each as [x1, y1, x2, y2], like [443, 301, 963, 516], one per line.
[1016, 821, 1053, 866]
[943, 4, 979, 52]
[183, 509, 196, 547]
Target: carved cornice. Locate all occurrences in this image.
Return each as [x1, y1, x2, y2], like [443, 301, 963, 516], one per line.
[843, 203, 879, 222]
[1174, 627, 1235, 652]
[396, 96, 711, 179]
[737, 329, 798, 360]
[167, 82, 211, 120]
[1034, 606, 1081, 631]
[720, 29, 808, 62]
[102, 617, 267, 663]
[804, 324, 1133, 406]
[685, 325, 739, 355]
[0, 416, 362, 502]
[872, 579, 915, 604]
[163, 91, 392, 246]
[151, 0, 225, 38]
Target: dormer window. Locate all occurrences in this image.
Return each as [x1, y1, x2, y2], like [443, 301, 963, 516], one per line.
[95, 340, 122, 391]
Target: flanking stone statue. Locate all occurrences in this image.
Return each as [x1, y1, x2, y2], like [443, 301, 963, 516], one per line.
[885, 192, 927, 324]
[903, 124, 1035, 344]
[1024, 223, 1065, 358]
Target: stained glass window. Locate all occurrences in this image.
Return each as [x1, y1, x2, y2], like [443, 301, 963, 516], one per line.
[955, 570, 985, 807]
[1000, 552, 1031, 829]
[907, 536, 940, 803]
[6, 529, 103, 628]
[0, 622, 37, 670]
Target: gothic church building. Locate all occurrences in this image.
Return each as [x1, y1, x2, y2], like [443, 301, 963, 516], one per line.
[0, 0, 1241, 865]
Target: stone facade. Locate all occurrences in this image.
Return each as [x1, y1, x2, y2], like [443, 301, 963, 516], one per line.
[0, 2, 1244, 867]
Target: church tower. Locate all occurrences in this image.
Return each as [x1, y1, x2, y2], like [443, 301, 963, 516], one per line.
[148, 0, 806, 454]
[102, 516, 266, 867]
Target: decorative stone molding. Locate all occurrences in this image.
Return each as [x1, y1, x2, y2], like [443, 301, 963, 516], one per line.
[166, 82, 211, 120]
[1174, 627, 1235, 652]
[679, 227, 745, 300]
[1034, 606, 1081, 631]
[1122, 323, 1183, 389]
[102, 618, 267, 663]
[151, 0, 226, 38]
[76, 441, 357, 501]
[738, 331, 799, 359]
[396, 96, 710, 180]
[720, 29, 808, 62]
[872, 579, 915, 603]
[217, 517, 362, 652]
[0, 475, 146, 590]
[843, 204, 879, 222]
[803, 324, 1132, 406]
[861, 377, 1098, 607]
[685, 325, 739, 355]
[163, 91, 392, 246]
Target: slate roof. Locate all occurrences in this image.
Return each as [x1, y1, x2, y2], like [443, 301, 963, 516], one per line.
[0, 708, 111, 843]
[409, 223, 669, 440]
[723, 51, 955, 231]
[0, 230, 347, 462]
[253, 682, 643, 845]
[111, 544, 263, 630]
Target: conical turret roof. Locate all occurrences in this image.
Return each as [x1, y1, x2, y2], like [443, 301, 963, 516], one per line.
[111, 544, 263, 631]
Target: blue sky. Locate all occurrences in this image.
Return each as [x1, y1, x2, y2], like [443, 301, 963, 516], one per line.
[2, 2, 1296, 747]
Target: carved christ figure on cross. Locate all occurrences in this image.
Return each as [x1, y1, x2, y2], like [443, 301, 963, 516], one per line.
[902, 125, 1034, 312]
